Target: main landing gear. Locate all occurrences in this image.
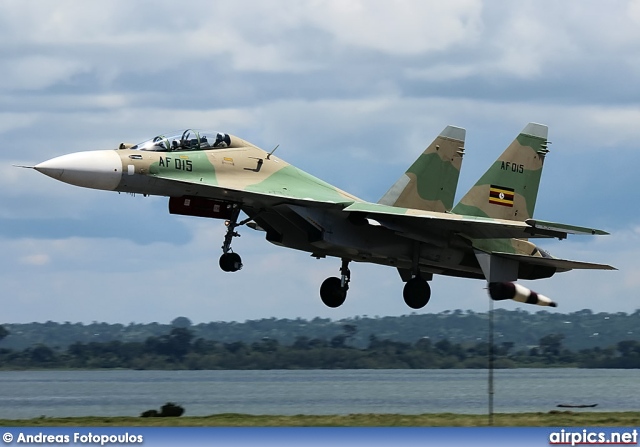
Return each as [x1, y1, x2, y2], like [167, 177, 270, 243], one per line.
[403, 276, 431, 309]
[318, 258, 432, 310]
[320, 259, 351, 308]
[218, 206, 251, 273]
[401, 242, 431, 309]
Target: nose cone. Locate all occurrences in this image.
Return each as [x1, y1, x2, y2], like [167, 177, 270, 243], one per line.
[35, 150, 123, 191]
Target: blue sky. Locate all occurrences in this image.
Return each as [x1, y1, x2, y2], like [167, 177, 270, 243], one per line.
[1, 0, 639, 324]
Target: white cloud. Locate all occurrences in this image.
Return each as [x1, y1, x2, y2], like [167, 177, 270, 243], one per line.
[0, 113, 37, 134]
[299, 0, 483, 55]
[0, 56, 89, 91]
[630, 0, 640, 22]
[19, 254, 50, 266]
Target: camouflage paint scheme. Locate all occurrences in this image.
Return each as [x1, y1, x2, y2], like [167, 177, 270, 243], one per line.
[31, 124, 614, 307]
[118, 135, 359, 206]
[453, 123, 548, 221]
[379, 125, 466, 213]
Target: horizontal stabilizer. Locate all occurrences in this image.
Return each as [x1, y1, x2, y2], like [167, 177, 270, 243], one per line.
[525, 219, 609, 236]
[492, 252, 616, 271]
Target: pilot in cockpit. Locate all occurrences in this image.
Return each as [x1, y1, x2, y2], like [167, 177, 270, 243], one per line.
[214, 132, 231, 148]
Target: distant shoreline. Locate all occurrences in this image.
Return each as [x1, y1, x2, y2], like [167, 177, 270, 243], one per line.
[2, 412, 639, 427]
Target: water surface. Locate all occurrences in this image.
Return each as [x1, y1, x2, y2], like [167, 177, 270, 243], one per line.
[1, 369, 637, 419]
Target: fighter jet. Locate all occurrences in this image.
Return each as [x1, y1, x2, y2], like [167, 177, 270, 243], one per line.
[26, 123, 615, 309]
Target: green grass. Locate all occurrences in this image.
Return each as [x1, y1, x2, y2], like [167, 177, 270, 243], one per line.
[1, 412, 639, 427]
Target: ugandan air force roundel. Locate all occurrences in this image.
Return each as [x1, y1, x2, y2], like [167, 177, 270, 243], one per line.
[489, 185, 514, 207]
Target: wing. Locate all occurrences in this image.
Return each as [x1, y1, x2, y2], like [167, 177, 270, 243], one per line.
[343, 202, 608, 240]
[150, 170, 356, 210]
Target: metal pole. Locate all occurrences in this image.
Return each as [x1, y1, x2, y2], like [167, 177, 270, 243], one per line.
[488, 295, 494, 426]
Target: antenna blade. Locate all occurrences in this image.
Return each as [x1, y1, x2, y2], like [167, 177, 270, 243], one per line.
[266, 144, 280, 160]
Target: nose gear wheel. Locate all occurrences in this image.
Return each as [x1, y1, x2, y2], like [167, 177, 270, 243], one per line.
[219, 252, 243, 272]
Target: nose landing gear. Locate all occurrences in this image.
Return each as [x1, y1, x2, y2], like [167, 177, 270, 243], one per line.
[219, 252, 243, 272]
[218, 205, 252, 273]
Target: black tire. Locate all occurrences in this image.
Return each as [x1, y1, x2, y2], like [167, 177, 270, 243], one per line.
[320, 277, 347, 308]
[403, 277, 431, 309]
[219, 252, 243, 272]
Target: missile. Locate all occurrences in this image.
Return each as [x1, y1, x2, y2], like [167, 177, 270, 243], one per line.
[488, 282, 557, 307]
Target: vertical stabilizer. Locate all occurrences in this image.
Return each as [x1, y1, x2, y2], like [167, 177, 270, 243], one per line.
[378, 125, 466, 212]
[452, 123, 549, 221]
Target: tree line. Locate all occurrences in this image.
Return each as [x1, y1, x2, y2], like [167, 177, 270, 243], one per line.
[1, 325, 639, 370]
[2, 309, 639, 353]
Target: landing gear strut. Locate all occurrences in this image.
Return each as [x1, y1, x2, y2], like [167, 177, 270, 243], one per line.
[402, 242, 431, 309]
[320, 259, 351, 308]
[218, 206, 251, 273]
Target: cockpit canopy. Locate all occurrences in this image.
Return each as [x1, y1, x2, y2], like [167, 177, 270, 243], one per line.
[129, 129, 232, 152]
